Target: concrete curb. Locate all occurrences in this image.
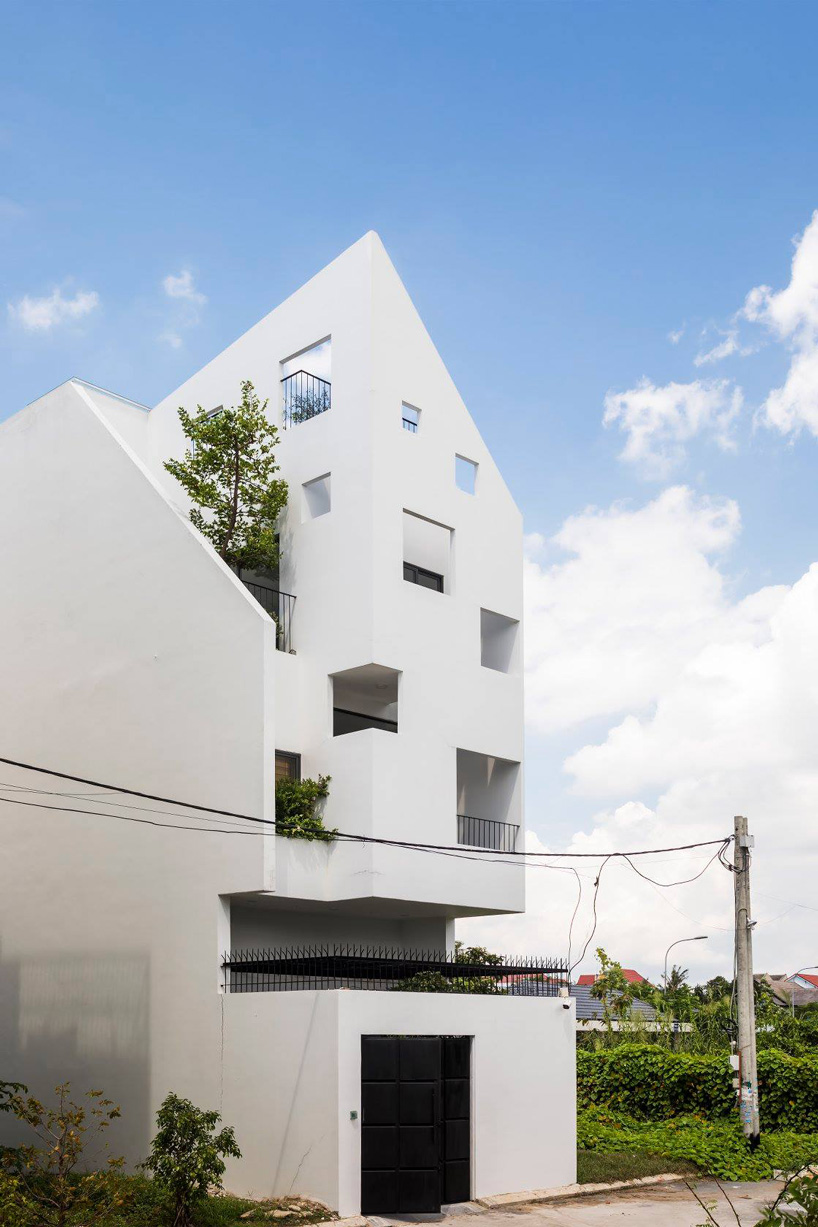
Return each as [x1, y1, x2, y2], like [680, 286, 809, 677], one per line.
[476, 1172, 686, 1209]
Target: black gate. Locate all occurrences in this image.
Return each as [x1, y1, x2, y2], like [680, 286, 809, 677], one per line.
[361, 1035, 471, 1214]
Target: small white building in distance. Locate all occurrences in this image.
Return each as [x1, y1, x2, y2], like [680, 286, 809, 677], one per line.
[0, 233, 576, 1213]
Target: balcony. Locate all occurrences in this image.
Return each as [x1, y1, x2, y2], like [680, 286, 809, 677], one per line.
[457, 813, 519, 852]
[241, 579, 295, 652]
[282, 370, 331, 428]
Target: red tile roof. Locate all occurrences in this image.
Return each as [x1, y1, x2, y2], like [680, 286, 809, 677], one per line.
[577, 969, 647, 985]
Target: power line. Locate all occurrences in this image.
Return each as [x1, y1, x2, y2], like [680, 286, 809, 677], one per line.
[0, 751, 732, 862]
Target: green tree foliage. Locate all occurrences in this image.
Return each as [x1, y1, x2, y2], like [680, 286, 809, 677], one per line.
[274, 775, 335, 842]
[1, 1083, 127, 1226]
[0, 1080, 24, 1113]
[142, 1093, 241, 1227]
[164, 381, 288, 574]
[454, 941, 503, 966]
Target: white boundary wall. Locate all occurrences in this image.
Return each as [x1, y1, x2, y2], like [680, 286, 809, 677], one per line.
[222, 990, 577, 1213]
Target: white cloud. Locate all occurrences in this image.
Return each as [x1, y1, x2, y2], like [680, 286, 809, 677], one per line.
[524, 486, 744, 735]
[668, 326, 685, 345]
[8, 286, 99, 332]
[694, 328, 754, 367]
[603, 378, 743, 478]
[160, 269, 206, 347]
[742, 210, 818, 435]
[162, 269, 206, 306]
[462, 488, 817, 979]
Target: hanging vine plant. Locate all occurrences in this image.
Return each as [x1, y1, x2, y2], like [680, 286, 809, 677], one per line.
[274, 775, 336, 842]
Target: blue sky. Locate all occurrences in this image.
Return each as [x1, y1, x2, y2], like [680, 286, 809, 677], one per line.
[3, 0, 818, 977]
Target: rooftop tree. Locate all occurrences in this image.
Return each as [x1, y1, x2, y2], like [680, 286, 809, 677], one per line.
[164, 380, 288, 574]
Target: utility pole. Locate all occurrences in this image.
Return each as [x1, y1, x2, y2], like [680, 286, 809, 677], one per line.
[734, 815, 760, 1145]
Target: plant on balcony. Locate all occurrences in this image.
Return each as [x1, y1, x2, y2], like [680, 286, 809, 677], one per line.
[164, 380, 288, 573]
[275, 775, 336, 842]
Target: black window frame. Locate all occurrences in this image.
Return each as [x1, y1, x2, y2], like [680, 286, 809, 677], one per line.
[275, 750, 302, 782]
[403, 561, 444, 593]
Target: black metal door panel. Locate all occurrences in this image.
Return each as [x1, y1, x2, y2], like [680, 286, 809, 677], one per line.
[361, 1035, 472, 1215]
[442, 1037, 471, 1206]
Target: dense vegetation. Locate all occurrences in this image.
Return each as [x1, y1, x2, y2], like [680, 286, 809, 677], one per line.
[575, 950, 818, 1184]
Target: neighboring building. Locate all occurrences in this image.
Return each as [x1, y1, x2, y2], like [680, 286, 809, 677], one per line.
[758, 973, 818, 1009]
[576, 969, 649, 986]
[0, 234, 576, 1213]
[571, 984, 658, 1032]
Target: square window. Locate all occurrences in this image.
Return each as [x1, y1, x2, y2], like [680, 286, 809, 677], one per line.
[455, 455, 478, 494]
[402, 403, 420, 433]
[480, 609, 520, 674]
[332, 665, 399, 736]
[303, 473, 331, 521]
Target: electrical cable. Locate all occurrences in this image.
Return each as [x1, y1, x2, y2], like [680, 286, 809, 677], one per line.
[569, 855, 613, 975]
[0, 750, 733, 863]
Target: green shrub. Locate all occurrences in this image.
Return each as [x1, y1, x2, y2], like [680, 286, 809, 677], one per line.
[577, 1043, 818, 1131]
[274, 775, 335, 842]
[142, 1094, 240, 1227]
[577, 1104, 818, 1182]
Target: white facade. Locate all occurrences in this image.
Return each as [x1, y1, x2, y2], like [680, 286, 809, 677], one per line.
[0, 233, 575, 1206]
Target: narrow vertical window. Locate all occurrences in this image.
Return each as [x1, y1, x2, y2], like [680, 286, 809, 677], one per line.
[455, 455, 478, 494]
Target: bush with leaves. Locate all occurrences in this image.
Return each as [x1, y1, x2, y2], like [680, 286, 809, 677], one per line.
[142, 1093, 240, 1227]
[275, 775, 335, 842]
[577, 1043, 818, 1131]
[164, 380, 288, 574]
[757, 1167, 818, 1225]
[577, 1103, 818, 1182]
[0, 1083, 127, 1227]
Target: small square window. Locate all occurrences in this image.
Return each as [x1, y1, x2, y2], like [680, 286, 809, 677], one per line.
[275, 751, 301, 782]
[456, 455, 478, 494]
[303, 473, 331, 521]
[402, 403, 420, 433]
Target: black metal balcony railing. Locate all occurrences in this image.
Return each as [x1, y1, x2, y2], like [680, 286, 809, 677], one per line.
[241, 580, 295, 652]
[457, 814, 520, 852]
[282, 369, 331, 428]
[402, 415, 418, 433]
[222, 944, 569, 995]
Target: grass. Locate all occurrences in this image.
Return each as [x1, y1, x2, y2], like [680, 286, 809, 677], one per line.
[577, 1150, 702, 1185]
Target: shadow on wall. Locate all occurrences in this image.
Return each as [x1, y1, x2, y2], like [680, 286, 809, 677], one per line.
[0, 949, 151, 1164]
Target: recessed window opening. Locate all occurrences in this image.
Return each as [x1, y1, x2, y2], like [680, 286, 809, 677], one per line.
[332, 665, 399, 737]
[275, 751, 301, 782]
[402, 403, 420, 433]
[480, 609, 520, 674]
[456, 749, 520, 851]
[303, 473, 331, 520]
[403, 510, 452, 594]
[455, 455, 478, 494]
[281, 338, 331, 428]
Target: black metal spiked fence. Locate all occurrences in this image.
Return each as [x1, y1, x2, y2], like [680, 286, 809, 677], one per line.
[222, 944, 569, 995]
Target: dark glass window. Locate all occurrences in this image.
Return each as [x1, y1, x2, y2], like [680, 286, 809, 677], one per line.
[275, 751, 301, 782]
[403, 562, 444, 592]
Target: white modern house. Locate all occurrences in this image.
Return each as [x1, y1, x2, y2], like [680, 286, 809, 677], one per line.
[0, 233, 576, 1212]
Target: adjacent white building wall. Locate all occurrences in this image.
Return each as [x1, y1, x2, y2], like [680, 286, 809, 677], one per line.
[220, 991, 577, 1214]
[0, 380, 276, 1160]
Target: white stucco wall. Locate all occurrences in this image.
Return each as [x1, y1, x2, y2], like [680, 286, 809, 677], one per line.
[149, 231, 526, 916]
[220, 990, 577, 1214]
[0, 380, 275, 1159]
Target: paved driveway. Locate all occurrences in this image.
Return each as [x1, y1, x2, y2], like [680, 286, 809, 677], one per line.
[444, 1180, 784, 1227]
